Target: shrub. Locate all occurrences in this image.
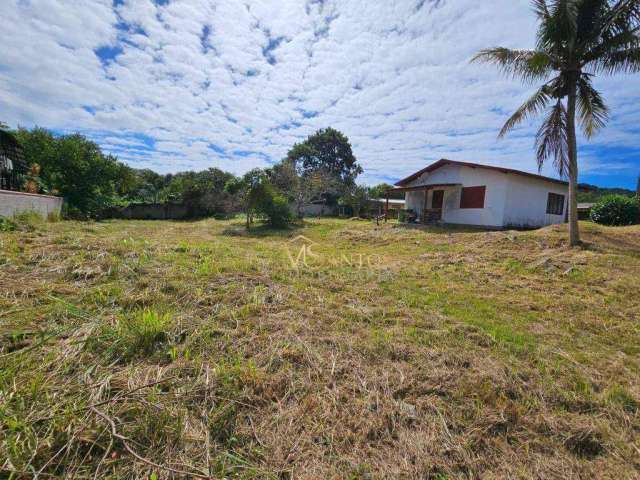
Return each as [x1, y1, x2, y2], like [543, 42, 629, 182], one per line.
[590, 195, 639, 226]
[261, 192, 292, 228]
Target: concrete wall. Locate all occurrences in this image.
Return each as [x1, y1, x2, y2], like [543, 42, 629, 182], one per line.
[404, 164, 568, 228]
[503, 175, 568, 228]
[0, 190, 63, 218]
[103, 203, 190, 220]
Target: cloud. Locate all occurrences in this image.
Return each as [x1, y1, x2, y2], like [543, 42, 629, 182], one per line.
[0, 0, 639, 188]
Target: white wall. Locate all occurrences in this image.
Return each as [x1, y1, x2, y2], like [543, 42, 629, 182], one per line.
[503, 175, 568, 228]
[405, 164, 508, 227]
[0, 190, 63, 218]
[402, 164, 568, 228]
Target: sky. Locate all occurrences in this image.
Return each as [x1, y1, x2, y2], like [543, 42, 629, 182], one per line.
[1, 0, 639, 189]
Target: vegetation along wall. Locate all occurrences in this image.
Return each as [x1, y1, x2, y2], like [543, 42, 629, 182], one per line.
[0, 189, 62, 218]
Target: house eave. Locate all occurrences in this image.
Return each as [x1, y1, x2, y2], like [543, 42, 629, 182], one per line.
[395, 159, 569, 187]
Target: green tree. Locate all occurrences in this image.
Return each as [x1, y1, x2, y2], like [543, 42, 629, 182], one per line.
[269, 160, 339, 218]
[340, 185, 370, 218]
[225, 169, 292, 228]
[473, 0, 640, 246]
[165, 168, 235, 216]
[286, 127, 362, 193]
[14, 127, 136, 216]
[368, 183, 404, 200]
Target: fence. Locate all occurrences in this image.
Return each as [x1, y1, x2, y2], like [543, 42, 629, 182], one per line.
[0, 190, 63, 218]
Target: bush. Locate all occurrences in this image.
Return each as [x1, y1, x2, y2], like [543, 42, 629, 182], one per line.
[260, 190, 293, 228]
[590, 195, 639, 226]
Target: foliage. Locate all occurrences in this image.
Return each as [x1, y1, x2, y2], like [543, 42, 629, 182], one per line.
[340, 185, 370, 217]
[0, 217, 18, 232]
[285, 127, 362, 195]
[369, 183, 403, 200]
[590, 195, 639, 226]
[226, 169, 292, 228]
[473, 0, 640, 245]
[269, 160, 339, 218]
[260, 190, 293, 228]
[161, 168, 236, 216]
[13, 127, 241, 218]
[15, 128, 134, 217]
[577, 183, 636, 202]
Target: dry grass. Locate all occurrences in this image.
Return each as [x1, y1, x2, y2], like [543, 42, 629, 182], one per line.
[1, 217, 639, 479]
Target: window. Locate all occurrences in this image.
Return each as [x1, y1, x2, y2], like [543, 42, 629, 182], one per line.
[546, 192, 565, 215]
[460, 186, 486, 209]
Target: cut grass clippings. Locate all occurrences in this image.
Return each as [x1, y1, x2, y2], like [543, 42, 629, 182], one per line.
[1, 217, 639, 478]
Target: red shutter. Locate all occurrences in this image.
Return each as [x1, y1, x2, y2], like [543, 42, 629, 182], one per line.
[460, 186, 486, 209]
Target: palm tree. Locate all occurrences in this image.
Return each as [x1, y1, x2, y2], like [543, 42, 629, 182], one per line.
[473, 0, 640, 245]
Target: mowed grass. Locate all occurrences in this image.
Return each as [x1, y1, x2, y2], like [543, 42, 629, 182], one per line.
[0, 217, 639, 479]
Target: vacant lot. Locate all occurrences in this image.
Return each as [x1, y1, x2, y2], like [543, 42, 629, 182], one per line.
[1, 217, 639, 479]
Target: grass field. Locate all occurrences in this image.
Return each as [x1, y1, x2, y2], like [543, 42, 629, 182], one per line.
[1, 216, 639, 479]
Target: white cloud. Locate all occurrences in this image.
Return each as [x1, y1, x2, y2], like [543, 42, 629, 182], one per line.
[0, 0, 638, 187]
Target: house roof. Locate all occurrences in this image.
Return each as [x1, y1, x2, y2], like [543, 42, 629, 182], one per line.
[391, 183, 462, 193]
[394, 159, 569, 187]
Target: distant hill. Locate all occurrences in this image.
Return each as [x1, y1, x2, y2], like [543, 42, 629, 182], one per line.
[577, 183, 637, 203]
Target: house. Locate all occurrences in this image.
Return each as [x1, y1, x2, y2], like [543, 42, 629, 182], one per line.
[390, 159, 569, 229]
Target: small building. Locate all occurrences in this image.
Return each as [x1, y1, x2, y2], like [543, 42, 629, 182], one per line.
[577, 203, 595, 220]
[390, 159, 569, 229]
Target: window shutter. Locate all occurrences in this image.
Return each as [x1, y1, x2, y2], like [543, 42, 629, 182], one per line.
[460, 186, 486, 209]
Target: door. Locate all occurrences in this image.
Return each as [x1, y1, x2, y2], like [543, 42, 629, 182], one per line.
[432, 190, 444, 220]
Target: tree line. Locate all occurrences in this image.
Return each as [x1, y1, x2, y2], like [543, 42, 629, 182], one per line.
[4, 125, 395, 225]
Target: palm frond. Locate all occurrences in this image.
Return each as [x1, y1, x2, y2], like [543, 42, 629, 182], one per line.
[535, 100, 569, 176]
[538, 0, 580, 51]
[591, 46, 640, 73]
[471, 48, 555, 83]
[532, 0, 551, 20]
[499, 83, 555, 137]
[597, 0, 640, 38]
[583, 26, 640, 63]
[577, 76, 609, 137]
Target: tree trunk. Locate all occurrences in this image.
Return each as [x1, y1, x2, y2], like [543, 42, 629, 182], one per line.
[566, 76, 580, 246]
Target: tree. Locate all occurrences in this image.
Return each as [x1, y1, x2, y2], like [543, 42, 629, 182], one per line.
[369, 183, 404, 200]
[269, 160, 339, 218]
[286, 127, 362, 193]
[15, 128, 133, 216]
[340, 185, 370, 218]
[164, 168, 235, 216]
[225, 169, 292, 228]
[473, 0, 640, 246]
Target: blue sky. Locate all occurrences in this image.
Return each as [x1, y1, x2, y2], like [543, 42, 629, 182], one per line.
[1, 0, 639, 189]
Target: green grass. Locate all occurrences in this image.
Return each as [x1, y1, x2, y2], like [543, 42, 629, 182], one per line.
[1, 217, 639, 478]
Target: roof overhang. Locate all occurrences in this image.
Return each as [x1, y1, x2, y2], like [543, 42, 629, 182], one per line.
[394, 159, 569, 187]
[389, 183, 462, 193]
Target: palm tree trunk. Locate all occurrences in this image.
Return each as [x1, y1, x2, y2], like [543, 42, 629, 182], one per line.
[566, 76, 581, 246]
